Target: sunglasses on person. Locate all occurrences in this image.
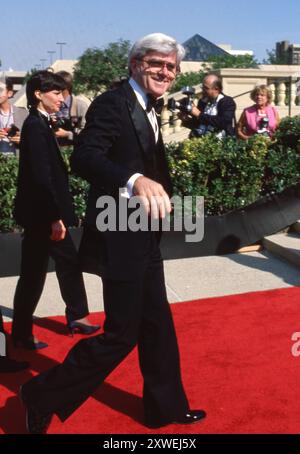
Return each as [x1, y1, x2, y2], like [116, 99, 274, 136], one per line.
[138, 58, 179, 75]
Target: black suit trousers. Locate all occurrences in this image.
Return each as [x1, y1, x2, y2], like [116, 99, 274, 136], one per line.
[12, 227, 89, 341]
[22, 233, 189, 426]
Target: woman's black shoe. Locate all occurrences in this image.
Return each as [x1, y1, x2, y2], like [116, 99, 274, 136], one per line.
[13, 337, 48, 350]
[68, 321, 100, 336]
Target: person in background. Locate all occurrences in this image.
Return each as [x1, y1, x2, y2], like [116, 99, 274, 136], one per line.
[237, 84, 280, 140]
[180, 73, 236, 139]
[11, 71, 99, 351]
[53, 71, 90, 146]
[19, 33, 206, 434]
[0, 308, 29, 373]
[0, 78, 27, 155]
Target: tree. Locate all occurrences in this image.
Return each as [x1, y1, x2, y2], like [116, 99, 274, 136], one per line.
[262, 49, 289, 65]
[169, 54, 258, 94]
[22, 68, 39, 85]
[73, 39, 131, 98]
[208, 54, 259, 69]
[169, 70, 205, 93]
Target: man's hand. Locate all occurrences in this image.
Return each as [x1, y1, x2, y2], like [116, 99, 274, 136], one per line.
[133, 176, 171, 219]
[51, 219, 66, 241]
[190, 104, 201, 118]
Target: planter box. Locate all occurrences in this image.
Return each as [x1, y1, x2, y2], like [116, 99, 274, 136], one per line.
[161, 181, 300, 259]
[0, 228, 83, 278]
[1, 182, 300, 277]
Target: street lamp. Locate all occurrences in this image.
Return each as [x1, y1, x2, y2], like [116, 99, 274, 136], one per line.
[56, 42, 67, 60]
[40, 59, 47, 69]
[47, 51, 56, 66]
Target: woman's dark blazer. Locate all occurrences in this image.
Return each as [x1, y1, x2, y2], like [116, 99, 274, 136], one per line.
[14, 109, 77, 229]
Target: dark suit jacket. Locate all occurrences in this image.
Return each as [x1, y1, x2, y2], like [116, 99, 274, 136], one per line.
[186, 94, 236, 137]
[71, 81, 172, 279]
[14, 109, 77, 228]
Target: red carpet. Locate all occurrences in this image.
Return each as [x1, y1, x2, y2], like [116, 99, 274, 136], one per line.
[1, 286, 300, 434]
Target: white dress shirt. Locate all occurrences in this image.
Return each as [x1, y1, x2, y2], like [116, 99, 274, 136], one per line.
[120, 78, 160, 198]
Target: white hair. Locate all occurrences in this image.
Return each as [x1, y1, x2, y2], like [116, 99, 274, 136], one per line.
[128, 32, 185, 67]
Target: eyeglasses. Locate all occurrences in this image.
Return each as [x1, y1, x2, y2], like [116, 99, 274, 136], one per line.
[138, 58, 179, 75]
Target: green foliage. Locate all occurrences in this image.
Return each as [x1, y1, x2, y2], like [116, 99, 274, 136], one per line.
[263, 49, 289, 65]
[2, 117, 300, 231]
[73, 39, 131, 98]
[0, 153, 18, 232]
[61, 148, 89, 220]
[166, 134, 269, 215]
[264, 144, 300, 194]
[208, 54, 259, 69]
[170, 71, 205, 94]
[264, 118, 300, 193]
[273, 115, 300, 148]
[169, 54, 258, 94]
[23, 68, 39, 85]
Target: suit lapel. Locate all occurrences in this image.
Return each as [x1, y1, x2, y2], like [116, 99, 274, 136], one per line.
[121, 82, 156, 158]
[34, 110, 68, 174]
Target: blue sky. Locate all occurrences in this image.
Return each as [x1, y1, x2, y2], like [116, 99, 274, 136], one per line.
[1, 0, 300, 71]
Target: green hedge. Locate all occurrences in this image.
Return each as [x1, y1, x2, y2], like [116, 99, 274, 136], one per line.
[1, 117, 300, 232]
[165, 118, 300, 215]
[0, 148, 88, 232]
[166, 134, 269, 215]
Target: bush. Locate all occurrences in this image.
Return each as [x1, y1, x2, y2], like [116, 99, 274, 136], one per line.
[166, 134, 269, 215]
[1, 117, 300, 231]
[273, 115, 300, 149]
[61, 148, 89, 220]
[0, 148, 90, 233]
[0, 153, 18, 232]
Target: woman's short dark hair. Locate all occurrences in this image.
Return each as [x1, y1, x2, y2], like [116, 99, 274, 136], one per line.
[26, 70, 66, 108]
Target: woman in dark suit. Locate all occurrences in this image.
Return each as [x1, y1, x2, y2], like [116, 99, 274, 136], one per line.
[12, 71, 99, 350]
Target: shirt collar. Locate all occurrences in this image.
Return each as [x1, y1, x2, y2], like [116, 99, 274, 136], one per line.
[129, 78, 148, 110]
[37, 108, 51, 120]
[208, 93, 224, 105]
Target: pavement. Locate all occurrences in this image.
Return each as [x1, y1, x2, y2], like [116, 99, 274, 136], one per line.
[1, 248, 300, 322]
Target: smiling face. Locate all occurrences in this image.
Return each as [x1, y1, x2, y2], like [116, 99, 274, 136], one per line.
[35, 89, 64, 114]
[0, 83, 13, 109]
[254, 90, 268, 108]
[130, 51, 178, 98]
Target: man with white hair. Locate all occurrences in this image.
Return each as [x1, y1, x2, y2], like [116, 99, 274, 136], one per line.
[20, 33, 206, 433]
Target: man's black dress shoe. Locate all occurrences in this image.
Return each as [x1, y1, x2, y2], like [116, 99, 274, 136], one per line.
[146, 409, 206, 428]
[0, 357, 30, 373]
[19, 385, 52, 434]
[174, 409, 207, 424]
[13, 337, 48, 350]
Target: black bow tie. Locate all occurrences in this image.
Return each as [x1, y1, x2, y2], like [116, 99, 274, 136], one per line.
[146, 95, 164, 114]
